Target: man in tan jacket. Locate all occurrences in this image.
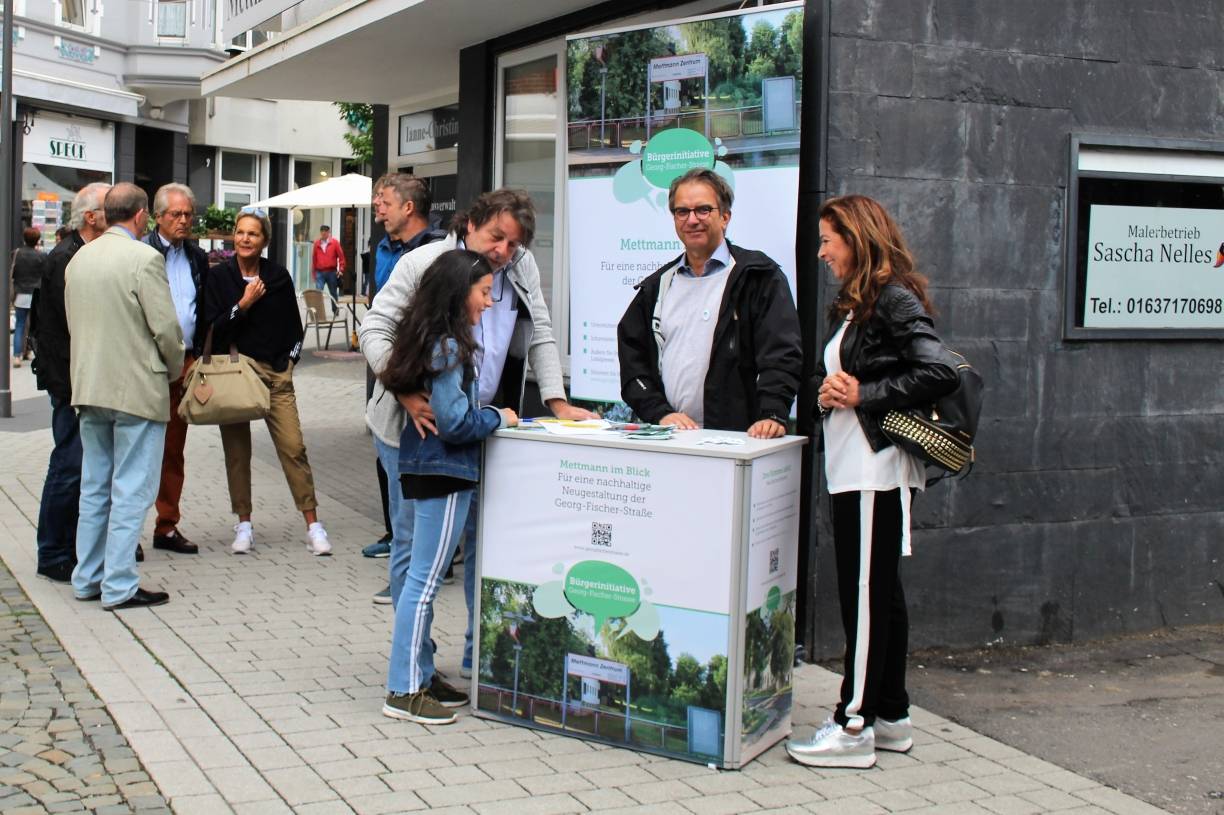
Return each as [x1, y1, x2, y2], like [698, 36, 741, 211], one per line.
[65, 182, 184, 610]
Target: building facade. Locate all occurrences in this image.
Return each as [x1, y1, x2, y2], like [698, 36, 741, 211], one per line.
[9, 0, 352, 287]
[205, 0, 1224, 658]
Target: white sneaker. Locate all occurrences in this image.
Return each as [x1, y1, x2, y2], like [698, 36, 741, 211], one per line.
[874, 716, 913, 753]
[786, 719, 876, 769]
[231, 522, 253, 554]
[306, 522, 331, 556]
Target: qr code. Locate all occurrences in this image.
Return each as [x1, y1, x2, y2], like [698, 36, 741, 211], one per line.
[591, 522, 613, 548]
[769, 548, 780, 574]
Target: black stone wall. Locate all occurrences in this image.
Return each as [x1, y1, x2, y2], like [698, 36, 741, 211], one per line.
[808, 0, 1224, 658]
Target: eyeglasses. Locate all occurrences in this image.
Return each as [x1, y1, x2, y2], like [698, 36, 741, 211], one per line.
[239, 206, 268, 217]
[164, 210, 194, 221]
[671, 205, 718, 221]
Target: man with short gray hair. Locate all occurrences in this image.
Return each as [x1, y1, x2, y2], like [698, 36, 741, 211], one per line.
[143, 182, 209, 556]
[66, 182, 183, 610]
[31, 182, 110, 584]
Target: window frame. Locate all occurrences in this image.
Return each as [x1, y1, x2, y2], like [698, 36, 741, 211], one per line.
[154, 0, 189, 41]
[493, 38, 570, 365]
[53, 0, 101, 35]
[1064, 133, 1224, 341]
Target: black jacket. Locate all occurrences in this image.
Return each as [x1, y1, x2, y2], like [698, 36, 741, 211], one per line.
[11, 247, 46, 295]
[811, 284, 958, 450]
[143, 231, 210, 357]
[203, 256, 303, 372]
[32, 231, 85, 401]
[618, 242, 803, 431]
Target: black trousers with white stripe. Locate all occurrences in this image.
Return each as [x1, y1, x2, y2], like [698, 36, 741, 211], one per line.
[830, 488, 910, 731]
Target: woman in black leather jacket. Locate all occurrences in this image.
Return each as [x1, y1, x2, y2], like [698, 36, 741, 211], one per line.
[787, 195, 957, 770]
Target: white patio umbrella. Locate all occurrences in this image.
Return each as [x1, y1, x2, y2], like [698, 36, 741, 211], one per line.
[252, 173, 372, 208]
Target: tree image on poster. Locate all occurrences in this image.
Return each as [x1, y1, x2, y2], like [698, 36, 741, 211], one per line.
[478, 567, 730, 760]
[566, 4, 803, 404]
[742, 589, 796, 747]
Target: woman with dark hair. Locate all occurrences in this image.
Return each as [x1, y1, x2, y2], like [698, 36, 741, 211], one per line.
[11, 226, 46, 366]
[379, 248, 517, 726]
[202, 208, 331, 556]
[787, 195, 958, 769]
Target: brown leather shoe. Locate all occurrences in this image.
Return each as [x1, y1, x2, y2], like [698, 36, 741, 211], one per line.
[153, 529, 198, 555]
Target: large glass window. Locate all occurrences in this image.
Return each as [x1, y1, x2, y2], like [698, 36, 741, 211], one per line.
[291, 158, 338, 291]
[222, 151, 258, 184]
[497, 45, 565, 350]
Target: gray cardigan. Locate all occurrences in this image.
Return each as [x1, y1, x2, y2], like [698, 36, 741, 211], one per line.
[359, 234, 567, 448]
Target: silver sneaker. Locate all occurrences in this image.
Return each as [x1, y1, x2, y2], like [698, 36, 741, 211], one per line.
[874, 716, 913, 753]
[786, 719, 876, 769]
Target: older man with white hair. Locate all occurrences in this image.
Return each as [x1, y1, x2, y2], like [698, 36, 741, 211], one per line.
[32, 182, 110, 584]
[142, 182, 209, 556]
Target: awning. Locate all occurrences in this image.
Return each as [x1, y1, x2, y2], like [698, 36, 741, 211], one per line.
[15, 69, 143, 119]
[200, 0, 594, 104]
[253, 173, 371, 208]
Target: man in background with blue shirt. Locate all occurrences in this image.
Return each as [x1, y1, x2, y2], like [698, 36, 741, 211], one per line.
[143, 183, 209, 557]
[363, 174, 446, 582]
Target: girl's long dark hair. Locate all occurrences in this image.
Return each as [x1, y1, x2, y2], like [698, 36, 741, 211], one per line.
[380, 249, 493, 395]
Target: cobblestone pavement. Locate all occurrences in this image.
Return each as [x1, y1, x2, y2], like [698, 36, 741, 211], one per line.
[0, 337, 1174, 814]
[0, 561, 170, 814]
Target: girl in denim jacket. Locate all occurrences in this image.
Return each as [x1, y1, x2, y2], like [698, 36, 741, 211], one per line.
[378, 249, 518, 724]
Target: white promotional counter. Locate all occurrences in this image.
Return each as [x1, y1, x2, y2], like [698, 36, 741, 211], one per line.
[472, 427, 806, 768]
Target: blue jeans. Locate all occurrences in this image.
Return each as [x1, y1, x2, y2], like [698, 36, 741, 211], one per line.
[72, 408, 166, 606]
[374, 437, 479, 670]
[37, 395, 82, 571]
[12, 306, 29, 356]
[387, 489, 473, 694]
[315, 270, 339, 304]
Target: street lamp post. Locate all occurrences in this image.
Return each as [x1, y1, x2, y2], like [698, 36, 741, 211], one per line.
[503, 611, 535, 716]
[0, 0, 15, 419]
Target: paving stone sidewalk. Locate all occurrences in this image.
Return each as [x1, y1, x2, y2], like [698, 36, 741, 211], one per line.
[0, 561, 170, 815]
[0, 347, 1173, 814]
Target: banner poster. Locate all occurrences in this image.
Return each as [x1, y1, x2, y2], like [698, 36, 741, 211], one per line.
[476, 436, 737, 763]
[565, 3, 804, 409]
[740, 447, 801, 762]
[1083, 204, 1224, 329]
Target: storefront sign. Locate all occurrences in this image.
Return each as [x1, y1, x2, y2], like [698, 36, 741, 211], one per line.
[564, 4, 803, 404]
[1083, 204, 1224, 329]
[398, 105, 459, 156]
[24, 112, 114, 174]
[223, 0, 301, 42]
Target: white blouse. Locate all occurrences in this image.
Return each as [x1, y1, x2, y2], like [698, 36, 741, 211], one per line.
[822, 316, 925, 554]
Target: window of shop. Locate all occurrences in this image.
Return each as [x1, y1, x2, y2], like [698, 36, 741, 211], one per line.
[20, 112, 114, 245]
[156, 0, 188, 38]
[290, 158, 340, 291]
[1065, 135, 1224, 340]
[495, 41, 568, 356]
[218, 149, 259, 211]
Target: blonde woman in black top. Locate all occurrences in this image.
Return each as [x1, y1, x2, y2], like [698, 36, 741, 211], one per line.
[202, 208, 331, 556]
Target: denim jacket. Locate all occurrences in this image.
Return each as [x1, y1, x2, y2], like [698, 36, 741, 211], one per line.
[397, 338, 506, 481]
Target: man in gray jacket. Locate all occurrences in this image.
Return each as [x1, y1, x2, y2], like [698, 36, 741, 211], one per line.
[360, 188, 593, 678]
[65, 183, 184, 610]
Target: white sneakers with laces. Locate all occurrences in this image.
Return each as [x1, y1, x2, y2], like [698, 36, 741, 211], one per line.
[306, 521, 332, 556]
[786, 719, 877, 769]
[231, 522, 253, 554]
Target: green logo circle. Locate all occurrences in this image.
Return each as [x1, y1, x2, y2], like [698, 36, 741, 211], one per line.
[640, 129, 715, 189]
[765, 585, 782, 612]
[564, 560, 641, 631]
